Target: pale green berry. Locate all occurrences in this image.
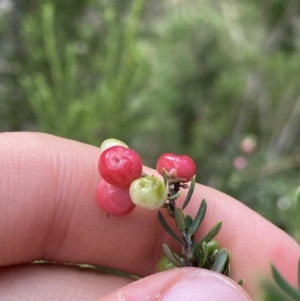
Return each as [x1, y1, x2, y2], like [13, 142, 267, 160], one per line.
[207, 240, 220, 255]
[130, 176, 167, 210]
[158, 255, 176, 271]
[100, 138, 128, 153]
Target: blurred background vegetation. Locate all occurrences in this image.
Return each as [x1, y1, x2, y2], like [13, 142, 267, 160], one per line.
[1, 0, 300, 240]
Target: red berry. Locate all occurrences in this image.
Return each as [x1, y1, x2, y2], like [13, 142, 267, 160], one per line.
[98, 145, 143, 188]
[156, 153, 196, 182]
[95, 180, 135, 216]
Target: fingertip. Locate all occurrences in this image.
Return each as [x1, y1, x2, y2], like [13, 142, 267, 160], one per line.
[102, 268, 252, 301]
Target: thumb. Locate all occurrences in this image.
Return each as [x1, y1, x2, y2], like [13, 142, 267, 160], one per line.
[101, 267, 252, 301]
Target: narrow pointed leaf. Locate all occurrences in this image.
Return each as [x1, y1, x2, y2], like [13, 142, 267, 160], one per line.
[162, 244, 184, 267]
[162, 168, 168, 186]
[192, 221, 222, 250]
[202, 241, 208, 264]
[203, 221, 222, 243]
[262, 284, 288, 301]
[210, 249, 219, 262]
[182, 175, 196, 209]
[158, 211, 182, 245]
[185, 214, 193, 230]
[195, 249, 204, 267]
[187, 199, 207, 235]
[211, 249, 229, 273]
[168, 192, 181, 202]
[271, 264, 300, 300]
[173, 253, 185, 267]
[174, 208, 186, 230]
[224, 264, 230, 276]
[194, 242, 209, 268]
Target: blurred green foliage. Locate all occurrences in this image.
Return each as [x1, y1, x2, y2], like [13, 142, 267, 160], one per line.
[1, 0, 300, 239]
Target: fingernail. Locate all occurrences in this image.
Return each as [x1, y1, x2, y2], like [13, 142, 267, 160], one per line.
[160, 269, 250, 301]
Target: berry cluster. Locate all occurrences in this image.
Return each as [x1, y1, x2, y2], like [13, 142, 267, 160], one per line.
[96, 139, 141, 216]
[95, 138, 235, 280]
[95, 138, 196, 216]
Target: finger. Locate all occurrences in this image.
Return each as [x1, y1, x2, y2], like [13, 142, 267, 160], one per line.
[184, 187, 300, 297]
[0, 265, 251, 301]
[102, 268, 252, 301]
[0, 264, 133, 300]
[1, 132, 299, 298]
[0, 132, 165, 273]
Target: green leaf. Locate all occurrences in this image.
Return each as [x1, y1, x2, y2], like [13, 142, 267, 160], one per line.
[238, 279, 245, 286]
[224, 265, 230, 276]
[182, 175, 196, 209]
[192, 221, 222, 250]
[168, 192, 181, 202]
[271, 264, 300, 300]
[174, 208, 186, 230]
[173, 253, 185, 266]
[187, 199, 207, 235]
[202, 241, 208, 264]
[162, 168, 168, 186]
[185, 214, 193, 230]
[262, 282, 292, 301]
[158, 211, 182, 245]
[194, 242, 209, 268]
[211, 249, 229, 273]
[162, 244, 185, 267]
[195, 249, 204, 267]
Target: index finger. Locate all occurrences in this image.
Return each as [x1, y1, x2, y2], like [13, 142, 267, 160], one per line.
[0, 132, 299, 299]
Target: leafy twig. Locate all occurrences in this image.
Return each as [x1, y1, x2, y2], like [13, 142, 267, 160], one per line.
[158, 170, 231, 277]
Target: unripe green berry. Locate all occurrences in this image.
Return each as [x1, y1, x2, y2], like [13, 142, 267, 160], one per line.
[130, 176, 167, 210]
[100, 138, 128, 153]
[207, 239, 220, 255]
[158, 255, 176, 272]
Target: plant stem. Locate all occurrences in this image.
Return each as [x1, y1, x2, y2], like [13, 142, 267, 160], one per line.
[180, 229, 194, 266]
[166, 180, 194, 266]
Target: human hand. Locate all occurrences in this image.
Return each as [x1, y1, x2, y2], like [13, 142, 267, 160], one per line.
[0, 132, 299, 300]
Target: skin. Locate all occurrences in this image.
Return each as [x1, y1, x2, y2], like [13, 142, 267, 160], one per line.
[0, 132, 299, 300]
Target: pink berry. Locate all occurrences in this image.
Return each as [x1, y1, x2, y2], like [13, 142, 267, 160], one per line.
[233, 156, 248, 170]
[95, 180, 135, 216]
[98, 145, 143, 188]
[240, 135, 257, 154]
[156, 153, 196, 182]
